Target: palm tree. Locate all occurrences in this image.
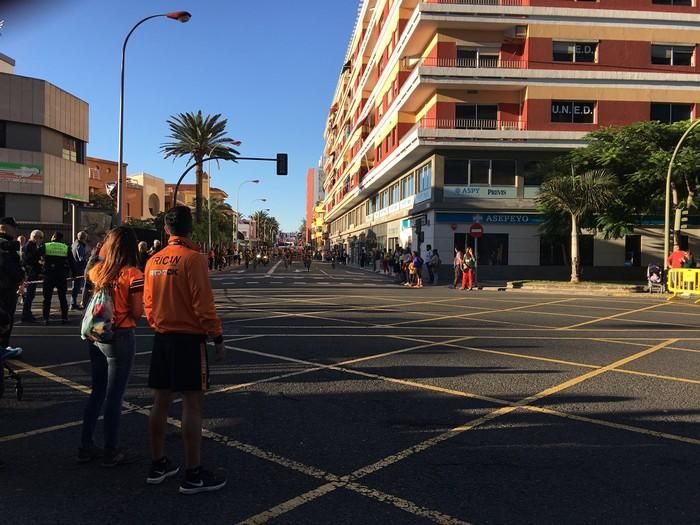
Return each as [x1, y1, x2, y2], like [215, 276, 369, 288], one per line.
[251, 209, 270, 245]
[537, 169, 617, 283]
[161, 111, 239, 224]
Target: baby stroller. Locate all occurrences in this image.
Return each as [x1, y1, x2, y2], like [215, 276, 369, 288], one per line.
[647, 263, 665, 294]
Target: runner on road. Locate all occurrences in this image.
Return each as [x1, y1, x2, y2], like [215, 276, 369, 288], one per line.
[144, 206, 227, 495]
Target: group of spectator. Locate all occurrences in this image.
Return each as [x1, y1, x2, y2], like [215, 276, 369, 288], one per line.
[666, 246, 697, 269]
[451, 247, 477, 291]
[1, 207, 228, 493]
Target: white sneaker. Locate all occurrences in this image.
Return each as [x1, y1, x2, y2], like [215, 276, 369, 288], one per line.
[3, 346, 23, 359]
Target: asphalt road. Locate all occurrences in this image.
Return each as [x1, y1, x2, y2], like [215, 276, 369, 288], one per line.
[1, 260, 699, 524]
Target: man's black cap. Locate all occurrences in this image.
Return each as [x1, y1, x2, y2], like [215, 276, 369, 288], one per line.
[0, 217, 17, 228]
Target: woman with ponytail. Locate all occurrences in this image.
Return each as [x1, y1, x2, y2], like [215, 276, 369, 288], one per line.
[79, 226, 144, 467]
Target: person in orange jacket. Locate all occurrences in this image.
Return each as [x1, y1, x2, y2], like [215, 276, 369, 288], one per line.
[143, 206, 226, 495]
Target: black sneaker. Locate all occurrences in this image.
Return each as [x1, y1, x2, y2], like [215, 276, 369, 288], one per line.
[101, 448, 138, 468]
[178, 467, 227, 495]
[146, 457, 180, 485]
[77, 444, 103, 464]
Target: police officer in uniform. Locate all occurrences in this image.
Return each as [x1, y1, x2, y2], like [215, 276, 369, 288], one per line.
[40, 232, 76, 325]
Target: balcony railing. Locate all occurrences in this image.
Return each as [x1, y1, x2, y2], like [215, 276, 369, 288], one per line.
[418, 56, 528, 69]
[420, 118, 527, 131]
[424, 0, 528, 6]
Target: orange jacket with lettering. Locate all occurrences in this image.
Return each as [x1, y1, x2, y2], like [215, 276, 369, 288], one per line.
[143, 236, 222, 338]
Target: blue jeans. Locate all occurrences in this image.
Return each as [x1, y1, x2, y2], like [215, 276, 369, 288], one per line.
[81, 329, 135, 449]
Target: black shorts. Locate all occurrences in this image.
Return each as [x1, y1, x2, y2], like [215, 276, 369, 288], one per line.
[148, 333, 209, 392]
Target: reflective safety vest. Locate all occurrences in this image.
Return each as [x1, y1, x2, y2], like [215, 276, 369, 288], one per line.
[44, 241, 69, 258]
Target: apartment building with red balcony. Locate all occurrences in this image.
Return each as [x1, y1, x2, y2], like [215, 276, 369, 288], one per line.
[321, 0, 700, 279]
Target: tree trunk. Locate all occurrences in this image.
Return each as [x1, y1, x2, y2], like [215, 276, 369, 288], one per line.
[195, 162, 203, 224]
[570, 213, 580, 283]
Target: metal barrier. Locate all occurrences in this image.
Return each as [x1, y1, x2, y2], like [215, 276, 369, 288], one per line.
[666, 268, 700, 303]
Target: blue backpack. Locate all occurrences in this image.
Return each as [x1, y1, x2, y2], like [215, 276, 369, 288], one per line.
[80, 288, 115, 343]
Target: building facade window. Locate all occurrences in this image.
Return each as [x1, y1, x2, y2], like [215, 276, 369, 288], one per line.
[400, 173, 415, 198]
[445, 159, 517, 186]
[445, 159, 469, 185]
[456, 104, 498, 129]
[469, 160, 490, 185]
[456, 47, 499, 68]
[380, 189, 388, 209]
[417, 163, 432, 192]
[651, 44, 694, 66]
[551, 100, 595, 123]
[62, 136, 77, 162]
[552, 41, 598, 63]
[0, 121, 5, 148]
[62, 135, 85, 163]
[652, 0, 693, 5]
[650, 102, 692, 123]
[390, 183, 400, 204]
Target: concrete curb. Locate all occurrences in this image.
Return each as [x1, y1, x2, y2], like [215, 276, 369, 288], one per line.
[507, 281, 652, 297]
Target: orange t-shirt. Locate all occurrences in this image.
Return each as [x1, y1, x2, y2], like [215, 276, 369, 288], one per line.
[667, 250, 687, 269]
[89, 265, 144, 328]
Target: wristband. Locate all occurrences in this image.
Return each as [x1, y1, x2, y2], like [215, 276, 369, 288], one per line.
[213, 335, 224, 345]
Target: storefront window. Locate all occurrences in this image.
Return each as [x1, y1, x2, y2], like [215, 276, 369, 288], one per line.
[468, 234, 508, 265]
[625, 235, 641, 267]
[540, 235, 568, 266]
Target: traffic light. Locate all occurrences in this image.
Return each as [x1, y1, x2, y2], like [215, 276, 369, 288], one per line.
[276, 153, 288, 176]
[674, 207, 689, 231]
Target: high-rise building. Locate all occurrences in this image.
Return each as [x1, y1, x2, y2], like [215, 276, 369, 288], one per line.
[0, 54, 89, 234]
[306, 163, 326, 246]
[322, 0, 700, 277]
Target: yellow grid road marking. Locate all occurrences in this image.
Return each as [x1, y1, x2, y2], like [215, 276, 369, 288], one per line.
[10, 356, 470, 525]
[558, 302, 668, 330]
[392, 336, 700, 387]
[383, 298, 575, 327]
[225, 339, 700, 448]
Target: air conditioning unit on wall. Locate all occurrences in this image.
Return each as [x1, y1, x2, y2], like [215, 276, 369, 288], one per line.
[505, 25, 528, 40]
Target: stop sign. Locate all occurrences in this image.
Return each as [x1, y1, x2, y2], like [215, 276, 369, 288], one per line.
[469, 223, 484, 238]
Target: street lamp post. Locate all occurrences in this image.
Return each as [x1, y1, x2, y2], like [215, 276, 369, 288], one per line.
[664, 119, 700, 269]
[115, 10, 191, 226]
[235, 180, 260, 253]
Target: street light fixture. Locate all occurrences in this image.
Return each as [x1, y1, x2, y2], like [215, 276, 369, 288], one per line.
[115, 10, 192, 226]
[208, 139, 241, 251]
[664, 119, 700, 269]
[235, 179, 260, 252]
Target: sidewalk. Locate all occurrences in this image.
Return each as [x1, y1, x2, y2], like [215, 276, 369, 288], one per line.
[339, 263, 661, 296]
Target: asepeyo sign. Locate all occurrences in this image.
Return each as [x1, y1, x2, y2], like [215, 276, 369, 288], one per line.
[444, 186, 517, 199]
[436, 212, 544, 225]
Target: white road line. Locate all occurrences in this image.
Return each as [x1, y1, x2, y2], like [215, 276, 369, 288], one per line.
[265, 260, 282, 276]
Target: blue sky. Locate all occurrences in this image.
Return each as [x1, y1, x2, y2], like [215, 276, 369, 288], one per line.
[0, 0, 358, 231]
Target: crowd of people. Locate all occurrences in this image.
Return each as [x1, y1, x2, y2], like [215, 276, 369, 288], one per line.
[323, 245, 438, 287]
[0, 208, 228, 493]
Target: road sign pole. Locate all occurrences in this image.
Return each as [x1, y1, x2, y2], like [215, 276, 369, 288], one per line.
[474, 236, 478, 288]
